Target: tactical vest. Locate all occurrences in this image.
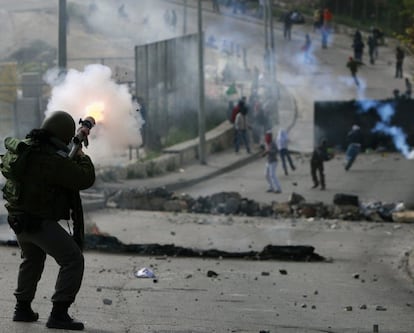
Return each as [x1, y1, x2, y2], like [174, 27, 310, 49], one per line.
[1, 137, 73, 220]
[0, 137, 34, 206]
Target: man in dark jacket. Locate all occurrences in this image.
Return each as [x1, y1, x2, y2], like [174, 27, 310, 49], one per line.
[283, 11, 293, 40]
[346, 56, 363, 87]
[395, 46, 405, 78]
[310, 139, 332, 190]
[3, 111, 95, 330]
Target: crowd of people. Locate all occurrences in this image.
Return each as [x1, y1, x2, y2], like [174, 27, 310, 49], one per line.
[219, 2, 413, 194]
[3, 2, 414, 332]
[229, 93, 300, 194]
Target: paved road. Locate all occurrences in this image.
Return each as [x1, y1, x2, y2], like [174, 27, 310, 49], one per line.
[1, 211, 414, 333]
[173, 151, 414, 208]
[0, 2, 414, 333]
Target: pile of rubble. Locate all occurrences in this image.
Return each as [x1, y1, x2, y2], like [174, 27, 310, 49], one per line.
[105, 187, 407, 223]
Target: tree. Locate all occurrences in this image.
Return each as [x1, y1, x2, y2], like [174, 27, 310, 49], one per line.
[398, 0, 414, 52]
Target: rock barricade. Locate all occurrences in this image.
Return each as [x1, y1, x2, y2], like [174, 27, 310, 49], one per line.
[106, 188, 404, 223]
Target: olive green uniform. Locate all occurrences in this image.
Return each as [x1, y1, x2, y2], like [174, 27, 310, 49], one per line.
[6, 139, 95, 305]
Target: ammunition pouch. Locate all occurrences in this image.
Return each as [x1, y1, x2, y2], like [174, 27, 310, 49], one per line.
[8, 214, 43, 235]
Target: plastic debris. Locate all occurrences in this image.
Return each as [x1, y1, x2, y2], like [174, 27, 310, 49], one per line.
[135, 267, 156, 279]
[360, 200, 407, 222]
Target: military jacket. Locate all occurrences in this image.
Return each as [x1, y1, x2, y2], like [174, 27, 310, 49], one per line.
[4, 138, 95, 220]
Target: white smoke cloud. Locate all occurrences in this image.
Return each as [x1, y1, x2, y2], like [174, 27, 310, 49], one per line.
[357, 99, 414, 159]
[44, 64, 143, 166]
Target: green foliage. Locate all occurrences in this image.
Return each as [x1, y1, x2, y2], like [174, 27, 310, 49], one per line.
[159, 100, 226, 148]
[164, 127, 194, 147]
[316, 0, 407, 33]
[139, 150, 161, 162]
[403, 0, 414, 10]
[166, 159, 177, 172]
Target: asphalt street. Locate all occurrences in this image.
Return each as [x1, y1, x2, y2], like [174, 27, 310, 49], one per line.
[1, 209, 414, 333]
[0, 1, 414, 333]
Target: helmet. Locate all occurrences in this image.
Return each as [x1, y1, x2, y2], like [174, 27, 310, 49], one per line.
[41, 111, 75, 144]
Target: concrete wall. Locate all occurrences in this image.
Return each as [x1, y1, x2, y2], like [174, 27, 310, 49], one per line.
[314, 99, 414, 151]
[96, 121, 234, 180]
[163, 121, 233, 164]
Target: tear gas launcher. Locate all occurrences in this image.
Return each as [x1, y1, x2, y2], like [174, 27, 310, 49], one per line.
[68, 116, 96, 159]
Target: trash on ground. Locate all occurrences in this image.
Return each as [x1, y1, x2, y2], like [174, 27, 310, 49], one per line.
[135, 267, 156, 279]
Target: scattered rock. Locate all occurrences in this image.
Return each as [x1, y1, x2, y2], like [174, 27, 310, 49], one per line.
[103, 188, 404, 222]
[272, 202, 291, 216]
[279, 269, 288, 275]
[289, 192, 305, 205]
[299, 203, 317, 218]
[207, 270, 218, 278]
[103, 298, 112, 305]
[333, 193, 359, 206]
[163, 199, 188, 212]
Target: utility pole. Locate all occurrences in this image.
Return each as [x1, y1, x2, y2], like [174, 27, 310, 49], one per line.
[269, 0, 276, 87]
[197, 0, 206, 164]
[264, 0, 278, 124]
[264, 1, 269, 52]
[183, 0, 188, 35]
[58, 0, 67, 72]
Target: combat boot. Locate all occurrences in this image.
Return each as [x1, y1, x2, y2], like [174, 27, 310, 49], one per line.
[13, 301, 39, 322]
[46, 302, 84, 330]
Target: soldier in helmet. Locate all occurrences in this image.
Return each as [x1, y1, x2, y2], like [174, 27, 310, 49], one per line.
[3, 111, 95, 330]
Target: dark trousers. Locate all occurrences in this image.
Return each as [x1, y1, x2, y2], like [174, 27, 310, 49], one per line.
[284, 27, 292, 40]
[14, 220, 84, 304]
[351, 72, 360, 86]
[235, 129, 250, 153]
[369, 48, 375, 64]
[345, 143, 361, 170]
[212, 0, 220, 12]
[321, 30, 328, 48]
[396, 61, 403, 78]
[311, 160, 325, 188]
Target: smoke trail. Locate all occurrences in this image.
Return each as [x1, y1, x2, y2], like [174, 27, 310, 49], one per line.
[372, 123, 411, 157]
[357, 99, 414, 159]
[44, 64, 143, 166]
